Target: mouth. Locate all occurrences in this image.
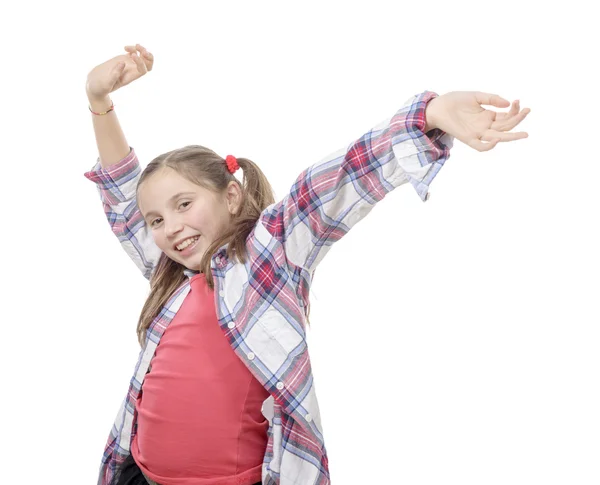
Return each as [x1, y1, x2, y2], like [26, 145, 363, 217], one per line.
[175, 236, 200, 256]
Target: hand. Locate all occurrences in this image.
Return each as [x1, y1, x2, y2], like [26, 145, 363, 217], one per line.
[427, 91, 531, 152]
[85, 43, 154, 100]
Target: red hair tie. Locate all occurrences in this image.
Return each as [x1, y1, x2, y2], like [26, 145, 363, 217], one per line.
[225, 155, 240, 174]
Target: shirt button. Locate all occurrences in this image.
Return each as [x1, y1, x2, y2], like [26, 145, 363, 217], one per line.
[276, 382, 284, 390]
[425, 192, 431, 201]
[215, 256, 221, 264]
[227, 322, 235, 329]
[305, 413, 312, 422]
[247, 352, 255, 360]
[219, 290, 224, 297]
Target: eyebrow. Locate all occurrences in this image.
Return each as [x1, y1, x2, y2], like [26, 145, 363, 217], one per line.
[141, 191, 196, 220]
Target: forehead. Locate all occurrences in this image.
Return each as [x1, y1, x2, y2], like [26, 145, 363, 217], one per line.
[138, 167, 213, 214]
[142, 167, 198, 193]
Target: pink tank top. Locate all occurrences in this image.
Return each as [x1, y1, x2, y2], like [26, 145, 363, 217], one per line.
[131, 272, 270, 485]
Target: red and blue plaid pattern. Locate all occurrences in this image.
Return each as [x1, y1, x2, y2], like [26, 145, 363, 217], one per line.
[84, 90, 453, 485]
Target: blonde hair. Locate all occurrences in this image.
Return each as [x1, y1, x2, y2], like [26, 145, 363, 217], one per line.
[134, 145, 311, 348]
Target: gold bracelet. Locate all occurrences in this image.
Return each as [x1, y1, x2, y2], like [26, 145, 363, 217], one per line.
[89, 99, 114, 116]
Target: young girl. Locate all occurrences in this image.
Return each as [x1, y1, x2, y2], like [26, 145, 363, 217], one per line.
[84, 44, 530, 485]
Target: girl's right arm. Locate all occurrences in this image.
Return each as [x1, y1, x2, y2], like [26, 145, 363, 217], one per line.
[83, 45, 161, 280]
[88, 94, 130, 169]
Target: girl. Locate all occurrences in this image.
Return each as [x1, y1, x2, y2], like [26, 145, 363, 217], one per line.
[84, 44, 530, 485]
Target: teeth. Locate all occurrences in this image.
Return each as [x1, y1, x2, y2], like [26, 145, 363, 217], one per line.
[176, 236, 199, 251]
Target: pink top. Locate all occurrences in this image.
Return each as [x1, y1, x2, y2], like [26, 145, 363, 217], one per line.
[131, 272, 270, 485]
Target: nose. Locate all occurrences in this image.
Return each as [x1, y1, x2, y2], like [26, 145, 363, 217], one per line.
[164, 218, 184, 239]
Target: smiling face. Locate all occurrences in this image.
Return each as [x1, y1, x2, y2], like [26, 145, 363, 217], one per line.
[137, 166, 241, 272]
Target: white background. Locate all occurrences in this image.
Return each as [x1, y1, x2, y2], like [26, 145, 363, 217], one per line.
[1, 1, 598, 484]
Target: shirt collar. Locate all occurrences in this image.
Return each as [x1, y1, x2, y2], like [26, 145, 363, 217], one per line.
[183, 268, 200, 279]
[181, 243, 230, 278]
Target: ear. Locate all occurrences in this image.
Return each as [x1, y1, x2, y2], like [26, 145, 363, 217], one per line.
[225, 181, 242, 215]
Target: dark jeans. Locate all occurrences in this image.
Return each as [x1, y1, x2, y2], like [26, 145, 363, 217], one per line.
[115, 453, 261, 485]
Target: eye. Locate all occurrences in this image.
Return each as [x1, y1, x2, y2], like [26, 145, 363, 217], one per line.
[148, 202, 191, 228]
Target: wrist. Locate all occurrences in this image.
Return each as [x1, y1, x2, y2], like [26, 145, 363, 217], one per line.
[423, 97, 438, 133]
[88, 94, 112, 112]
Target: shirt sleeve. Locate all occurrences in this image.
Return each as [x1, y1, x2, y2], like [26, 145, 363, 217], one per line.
[84, 147, 161, 280]
[258, 90, 454, 273]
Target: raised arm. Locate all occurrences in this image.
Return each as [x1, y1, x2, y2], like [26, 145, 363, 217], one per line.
[83, 45, 161, 280]
[88, 94, 130, 169]
[258, 90, 454, 274]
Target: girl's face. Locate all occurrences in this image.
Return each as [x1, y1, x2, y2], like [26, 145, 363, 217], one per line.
[137, 167, 241, 272]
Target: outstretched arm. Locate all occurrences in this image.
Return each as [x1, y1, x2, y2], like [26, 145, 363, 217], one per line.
[258, 90, 454, 274]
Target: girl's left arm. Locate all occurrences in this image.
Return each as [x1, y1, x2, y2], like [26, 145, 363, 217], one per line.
[258, 90, 454, 274]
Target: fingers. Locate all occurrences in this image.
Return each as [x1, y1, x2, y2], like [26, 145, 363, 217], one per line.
[469, 129, 528, 152]
[137, 44, 153, 69]
[128, 50, 147, 74]
[493, 103, 531, 132]
[124, 44, 153, 71]
[469, 137, 501, 152]
[484, 130, 529, 142]
[475, 91, 510, 108]
[128, 50, 149, 74]
[509, 99, 520, 117]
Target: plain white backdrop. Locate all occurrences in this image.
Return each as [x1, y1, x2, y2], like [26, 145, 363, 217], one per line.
[1, 1, 598, 484]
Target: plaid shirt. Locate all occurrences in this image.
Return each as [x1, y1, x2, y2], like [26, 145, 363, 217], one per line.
[84, 90, 454, 485]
